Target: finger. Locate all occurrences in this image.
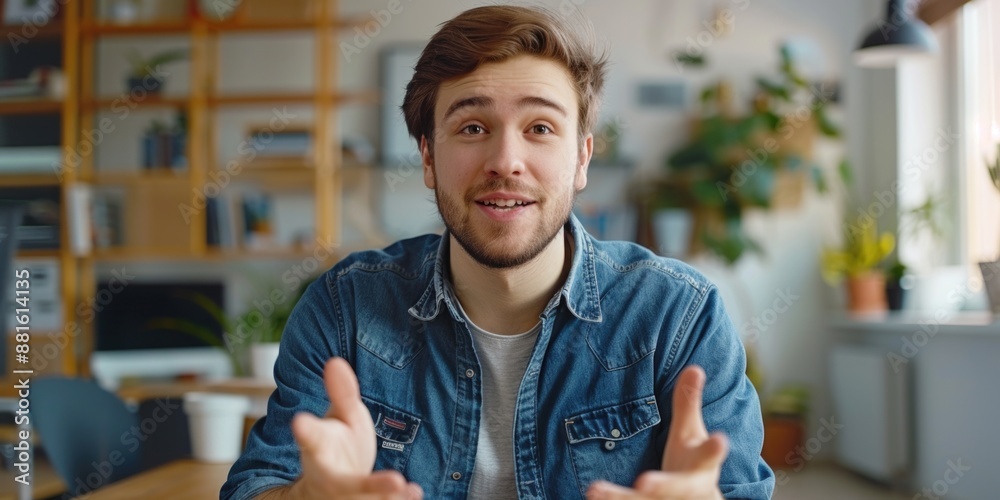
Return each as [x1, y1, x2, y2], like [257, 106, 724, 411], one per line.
[633, 470, 716, 498]
[689, 432, 729, 471]
[586, 480, 652, 500]
[358, 470, 409, 493]
[325, 357, 370, 429]
[405, 482, 425, 500]
[669, 365, 709, 443]
[637, 436, 729, 495]
[291, 411, 349, 455]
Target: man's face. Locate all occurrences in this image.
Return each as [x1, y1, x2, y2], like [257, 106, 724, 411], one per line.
[422, 55, 592, 269]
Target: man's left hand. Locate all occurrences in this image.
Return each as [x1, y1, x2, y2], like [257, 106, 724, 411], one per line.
[586, 365, 728, 500]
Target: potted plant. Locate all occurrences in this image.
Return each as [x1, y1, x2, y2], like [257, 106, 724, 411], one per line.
[145, 276, 315, 381]
[761, 385, 810, 470]
[125, 48, 188, 94]
[144, 293, 247, 377]
[233, 276, 316, 383]
[822, 223, 896, 313]
[982, 141, 1000, 315]
[884, 259, 908, 311]
[658, 44, 841, 265]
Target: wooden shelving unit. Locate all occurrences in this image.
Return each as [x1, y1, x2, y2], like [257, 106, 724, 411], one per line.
[0, 0, 359, 384]
[70, 0, 354, 375]
[0, 2, 80, 395]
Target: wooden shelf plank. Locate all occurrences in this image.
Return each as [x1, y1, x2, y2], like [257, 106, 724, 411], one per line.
[0, 173, 61, 186]
[0, 23, 62, 39]
[90, 169, 190, 184]
[16, 248, 61, 258]
[210, 91, 378, 106]
[92, 246, 339, 262]
[209, 93, 317, 105]
[81, 18, 357, 36]
[81, 21, 189, 36]
[84, 95, 188, 110]
[0, 99, 62, 115]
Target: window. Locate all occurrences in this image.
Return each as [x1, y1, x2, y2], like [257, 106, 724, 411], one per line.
[961, 0, 1000, 266]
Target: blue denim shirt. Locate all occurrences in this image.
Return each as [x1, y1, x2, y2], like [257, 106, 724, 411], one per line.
[222, 215, 774, 499]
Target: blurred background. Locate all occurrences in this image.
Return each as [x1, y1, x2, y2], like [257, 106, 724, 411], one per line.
[0, 0, 998, 498]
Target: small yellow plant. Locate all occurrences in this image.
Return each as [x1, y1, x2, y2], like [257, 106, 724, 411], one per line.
[821, 224, 895, 284]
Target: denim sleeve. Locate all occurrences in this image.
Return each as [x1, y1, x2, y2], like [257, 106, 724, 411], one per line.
[658, 285, 775, 500]
[220, 275, 342, 500]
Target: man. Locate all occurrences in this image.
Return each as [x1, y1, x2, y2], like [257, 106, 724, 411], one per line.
[222, 5, 774, 499]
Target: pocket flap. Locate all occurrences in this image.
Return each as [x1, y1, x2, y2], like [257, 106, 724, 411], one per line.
[564, 397, 660, 444]
[362, 397, 421, 444]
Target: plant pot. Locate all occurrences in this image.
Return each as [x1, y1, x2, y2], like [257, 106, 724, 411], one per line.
[846, 272, 887, 313]
[980, 261, 1000, 315]
[762, 416, 804, 470]
[183, 392, 250, 463]
[885, 278, 906, 311]
[250, 343, 280, 384]
[126, 76, 163, 95]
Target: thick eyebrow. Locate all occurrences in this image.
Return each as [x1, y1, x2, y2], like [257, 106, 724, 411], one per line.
[442, 95, 568, 122]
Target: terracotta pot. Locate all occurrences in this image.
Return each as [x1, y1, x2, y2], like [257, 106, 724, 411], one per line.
[846, 272, 887, 313]
[762, 416, 805, 469]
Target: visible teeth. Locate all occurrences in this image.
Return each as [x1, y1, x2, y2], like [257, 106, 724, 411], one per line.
[483, 199, 525, 207]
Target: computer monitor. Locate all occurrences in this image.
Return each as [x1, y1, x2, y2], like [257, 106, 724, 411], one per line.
[0, 202, 24, 375]
[90, 281, 231, 389]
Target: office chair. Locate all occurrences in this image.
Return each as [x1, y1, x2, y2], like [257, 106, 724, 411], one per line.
[32, 377, 143, 496]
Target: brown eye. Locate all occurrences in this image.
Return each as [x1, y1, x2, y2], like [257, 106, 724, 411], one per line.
[532, 124, 552, 134]
[462, 124, 485, 135]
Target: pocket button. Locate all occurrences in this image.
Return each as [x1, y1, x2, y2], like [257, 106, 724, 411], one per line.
[611, 428, 621, 438]
[604, 440, 616, 451]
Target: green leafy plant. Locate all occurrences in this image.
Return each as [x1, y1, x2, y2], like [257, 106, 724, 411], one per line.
[821, 223, 895, 284]
[144, 276, 315, 376]
[659, 44, 841, 265]
[126, 48, 188, 79]
[144, 292, 246, 376]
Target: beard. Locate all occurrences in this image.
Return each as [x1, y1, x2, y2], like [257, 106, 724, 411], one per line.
[435, 175, 576, 269]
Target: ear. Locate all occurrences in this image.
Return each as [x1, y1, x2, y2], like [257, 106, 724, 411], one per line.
[421, 135, 435, 189]
[575, 133, 593, 192]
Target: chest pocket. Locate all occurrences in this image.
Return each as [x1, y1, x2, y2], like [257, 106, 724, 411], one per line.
[362, 397, 421, 474]
[564, 396, 662, 499]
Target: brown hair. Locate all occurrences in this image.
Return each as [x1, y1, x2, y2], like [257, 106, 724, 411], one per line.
[401, 5, 607, 149]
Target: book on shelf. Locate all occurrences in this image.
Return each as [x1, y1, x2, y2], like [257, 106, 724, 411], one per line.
[67, 184, 124, 256]
[0, 146, 61, 173]
[0, 185, 60, 250]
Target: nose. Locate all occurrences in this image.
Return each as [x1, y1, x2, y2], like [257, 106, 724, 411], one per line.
[483, 128, 525, 178]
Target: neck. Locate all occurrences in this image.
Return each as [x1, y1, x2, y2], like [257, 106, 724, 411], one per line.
[449, 229, 572, 335]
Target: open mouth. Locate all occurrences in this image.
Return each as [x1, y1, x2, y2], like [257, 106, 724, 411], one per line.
[476, 199, 536, 211]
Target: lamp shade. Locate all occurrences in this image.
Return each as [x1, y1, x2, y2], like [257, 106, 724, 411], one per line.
[855, 0, 939, 67]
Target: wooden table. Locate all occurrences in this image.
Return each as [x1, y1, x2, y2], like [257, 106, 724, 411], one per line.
[116, 379, 276, 405]
[87, 460, 233, 499]
[0, 457, 66, 500]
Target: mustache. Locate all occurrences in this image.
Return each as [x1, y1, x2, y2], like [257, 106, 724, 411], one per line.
[466, 178, 541, 201]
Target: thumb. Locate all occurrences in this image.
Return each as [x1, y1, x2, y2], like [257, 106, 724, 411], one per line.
[291, 411, 338, 454]
[669, 365, 709, 444]
[690, 432, 730, 471]
[324, 357, 370, 429]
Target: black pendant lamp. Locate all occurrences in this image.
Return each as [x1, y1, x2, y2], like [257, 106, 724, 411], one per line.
[855, 0, 939, 67]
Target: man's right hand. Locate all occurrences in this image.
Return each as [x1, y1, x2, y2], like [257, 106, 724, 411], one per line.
[269, 357, 423, 499]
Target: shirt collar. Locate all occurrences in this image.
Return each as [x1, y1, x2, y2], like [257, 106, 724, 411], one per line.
[408, 213, 602, 323]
